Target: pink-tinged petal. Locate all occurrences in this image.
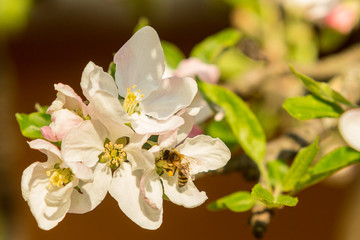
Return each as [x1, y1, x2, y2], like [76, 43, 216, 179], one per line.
[139, 169, 163, 210]
[174, 57, 220, 84]
[54, 83, 89, 116]
[47, 99, 65, 115]
[339, 109, 360, 151]
[41, 126, 59, 142]
[69, 163, 112, 214]
[109, 163, 162, 230]
[43, 109, 84, 142]
[61, 120, 105, 167]
[114, 26, 164, 98]
[177, 135, 231, 175]
[125, 143, 154, 171]
[80, 61, 119, 101]
[65, 162, 93, 182]
[188, 124, 203, 138]
[88, 91, 133, 139]
[131, 113, 184, 135]
[28, 139, 61, 165]
[142, 77, 197, 120]
[162, 174, 207, 208]
[325, 4, 358, 34]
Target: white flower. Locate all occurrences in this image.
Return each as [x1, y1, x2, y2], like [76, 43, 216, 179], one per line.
[140, 135, 231, 213]
[21, 139, 92, 230]
[80, 26, 198, 135]
[339, 108, 360, 151]
[61, 119, 162, 229]
[41, 83, 89, 142]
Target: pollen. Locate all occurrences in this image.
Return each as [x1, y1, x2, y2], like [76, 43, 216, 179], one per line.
[122, 85, 144, 116]
[99, 141, 127, 170]
[46, 166, 73, 189]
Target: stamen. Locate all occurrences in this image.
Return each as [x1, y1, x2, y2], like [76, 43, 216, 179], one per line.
[47, 166, 73, 189]
[99, 140, 127, 170]
[122, 85, 144, 116]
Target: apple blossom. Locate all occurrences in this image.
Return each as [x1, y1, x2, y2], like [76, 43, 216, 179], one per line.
[41, 83, 89, 142]
[80, 26, 198, 135]
[21, 139, 93, 230]
[61, 119, 162, 229]
[140, 135, 231, 212]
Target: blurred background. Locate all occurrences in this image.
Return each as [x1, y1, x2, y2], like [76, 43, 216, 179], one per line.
[2, 0, 360, 239]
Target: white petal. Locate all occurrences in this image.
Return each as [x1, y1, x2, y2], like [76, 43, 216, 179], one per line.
[88, 91, 133, 138]
[21, 162, 46, 201]
[339, 109, 360, 151]
[109, 163, 162, 230]
[25, 165, 65, 230]
[80, 61, 119, 101]
[162, 174, 207, 208]
[125, 144, 154, 171]
[69, 163, 112, 214]
[177, 135, 231, 175]
[131, 113, 184, 135]
[114, 26, 164, 98]
[65, 162, 94, 182]
[158, 130, 177, 148]
[28, 139, 61, 165]
[43, 182, 75, 221]
[139, 169, 163, 210]
[175, 110, 196, 144]
[142, 77, 197, 120]
[61, 120, 104, 167]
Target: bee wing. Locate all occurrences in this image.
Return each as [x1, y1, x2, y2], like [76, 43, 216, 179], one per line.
[181, 155, 199, 176]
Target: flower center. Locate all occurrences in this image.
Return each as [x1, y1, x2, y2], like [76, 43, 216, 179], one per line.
[46, 164, 73, 188]
[99, 138, 127, 170]
[122, 85, 144, 116]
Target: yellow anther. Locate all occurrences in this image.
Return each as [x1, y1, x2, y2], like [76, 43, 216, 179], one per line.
[133, 84, 137, 89]
[47, 167, 73, 189]
[99, 139, 127, 170]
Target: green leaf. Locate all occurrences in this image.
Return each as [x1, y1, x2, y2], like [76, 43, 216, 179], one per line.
[161, 40, 185, 69]
[283, 94, 343, 120]
[198, 81, 266, 165]
[205, 119, 238, 146]
[276, 195, 298, 207]
[15, 111, 51, 139]
[207, 191, 254, 212]
[282, 137, 319, 192]
[296, 147, 360, 191]
[267, 160, 289, 187]
[251, 183, 298, 208]
[190, 28, 242, 63]
[290, 66, 353, 106]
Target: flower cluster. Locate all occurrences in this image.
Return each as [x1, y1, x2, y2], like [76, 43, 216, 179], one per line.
[21, 26, 231, 230]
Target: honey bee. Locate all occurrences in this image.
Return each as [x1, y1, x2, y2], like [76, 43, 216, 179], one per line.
[156, 149, 192, 188]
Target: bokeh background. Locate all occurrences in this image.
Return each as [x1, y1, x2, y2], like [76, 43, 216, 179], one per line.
[2, 0, 360, 239]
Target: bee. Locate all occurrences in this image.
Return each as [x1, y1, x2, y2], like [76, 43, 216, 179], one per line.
[156, 149, 192, 188]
